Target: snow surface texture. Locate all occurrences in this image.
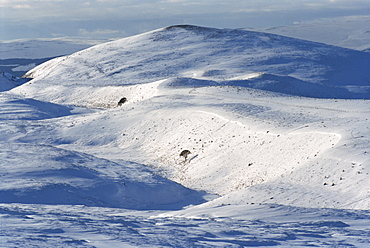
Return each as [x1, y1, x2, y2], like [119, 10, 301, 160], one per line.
[2, 25, 370, 247]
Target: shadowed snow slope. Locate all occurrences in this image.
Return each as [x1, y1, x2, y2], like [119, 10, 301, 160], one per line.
[0, 71, 30, 92]
[0, 142, 206, 210]
[0, 93, 73, 120]
[16, 25, 370, 101]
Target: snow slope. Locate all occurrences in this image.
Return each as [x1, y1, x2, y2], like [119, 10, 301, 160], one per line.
[0, 71, 30, 92]
[0, 142, 205, 210]
[1, 87, 370, 246]
[2, 25, 370, 247]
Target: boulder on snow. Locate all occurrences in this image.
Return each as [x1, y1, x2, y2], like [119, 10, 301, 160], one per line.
[117, 97, 127, 106]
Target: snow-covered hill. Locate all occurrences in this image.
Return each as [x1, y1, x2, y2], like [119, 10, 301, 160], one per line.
[21, 25, 370, 100]
[2, 25, 370, 247]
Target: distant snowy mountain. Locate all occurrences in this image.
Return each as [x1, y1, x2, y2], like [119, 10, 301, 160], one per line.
[21, 25, 370, 100]
[262, 15, 370, 52]
[0, 37, 106, 59]
[0, 37, 107, 77]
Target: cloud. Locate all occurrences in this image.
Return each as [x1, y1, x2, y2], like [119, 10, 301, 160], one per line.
[1, 0, 369, 40]
[12, 5, 32, 9]
[3, 0, 369, 19]
[161, 0, 187, 2]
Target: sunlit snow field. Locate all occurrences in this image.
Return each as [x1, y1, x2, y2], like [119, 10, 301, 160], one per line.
[1, 17, 370, 247]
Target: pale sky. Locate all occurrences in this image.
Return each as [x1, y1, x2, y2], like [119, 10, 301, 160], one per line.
[1, 0, 369, 40]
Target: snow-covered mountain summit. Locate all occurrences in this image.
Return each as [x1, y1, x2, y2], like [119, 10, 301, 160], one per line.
[21, 25, 370, 100]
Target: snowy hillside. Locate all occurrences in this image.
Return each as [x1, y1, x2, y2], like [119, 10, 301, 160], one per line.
[2, 25, 370, 247]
